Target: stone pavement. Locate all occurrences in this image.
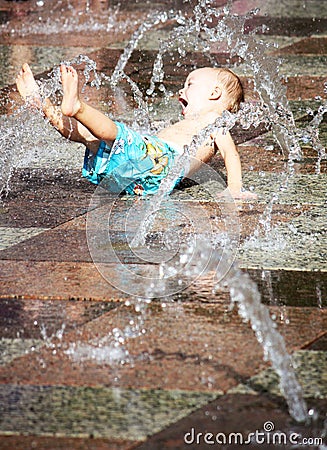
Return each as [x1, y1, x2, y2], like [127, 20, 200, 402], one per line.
[0, 0, 326, 449]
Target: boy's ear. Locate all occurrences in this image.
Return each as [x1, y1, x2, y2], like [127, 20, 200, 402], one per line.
[210, 86, 222, 100]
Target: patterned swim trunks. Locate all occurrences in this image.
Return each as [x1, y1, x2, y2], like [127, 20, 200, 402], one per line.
[82, 121, 182, 195]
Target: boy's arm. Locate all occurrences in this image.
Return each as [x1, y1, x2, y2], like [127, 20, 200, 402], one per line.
[214, 129, 257, 200]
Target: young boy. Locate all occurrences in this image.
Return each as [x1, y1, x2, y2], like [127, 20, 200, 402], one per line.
[15, 63, 256, 199]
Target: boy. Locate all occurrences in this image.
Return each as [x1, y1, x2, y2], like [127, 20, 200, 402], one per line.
[16, 63, 256, 199]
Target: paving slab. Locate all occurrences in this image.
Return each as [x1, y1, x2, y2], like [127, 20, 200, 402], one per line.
[0, 297, 118, 339]
[243, 350, 327, 400]
[0, 168, 93, 227]
[0, 338, 43, 366]
[246, 269, 327, 308]
[240, 202, 327, 271]
[0, 301, 324, 390]
[238, 145, 327, 174]
[0, 384, 218, 441]
[0, 44, 99, 90]
[0, 260, 128, 301]
[304, 332, 327, 351]
[0, 0, 144, 47]
[0, 198, 318, 267]
[276, 36, 327, 55]
[1, 255, 326, 309]
[0, 226, 46, 250]
[244, 16, 327, 37]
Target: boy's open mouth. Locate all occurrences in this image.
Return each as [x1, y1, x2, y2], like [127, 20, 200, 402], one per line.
[179, 97, 188, 114]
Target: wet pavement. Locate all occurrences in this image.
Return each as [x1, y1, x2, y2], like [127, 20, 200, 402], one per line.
[0, 0, 326, 449]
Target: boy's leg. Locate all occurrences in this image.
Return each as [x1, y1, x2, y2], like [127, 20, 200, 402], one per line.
[60, 65, 118, 145]
[16, 63, 100, 153]
[15, 63, 42, 109]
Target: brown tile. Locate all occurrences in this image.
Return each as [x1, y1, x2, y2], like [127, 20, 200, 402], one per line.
[0, 301, 265, 390]
[244, 16, 327, 37]
[246, 269, 327, 308]
[268, 307, 326, 351]
[109, 0, 227, 11]
[0, 199, 315, 301]
[0, 300, 324, 392]
[285, 76, 327, 101]
[180, 268, 327, 309]
[0, 260, 128, 301]
[276, 37, 327, 55]
[302, 332, 327, 351]
[3, 198, 219, 262]
[210, 142, 327, 176]
[0, 204, 88, 229]
[0, 297, 118, 339]
[0, 227, 186, 263]
[0, 169, 94, 228]
[0, 229, 92, 262]
[232, 123, 269, 146]
[238, 204, 313, 241]
[0, 196, 307, 264]
[93, 48, 237, 90]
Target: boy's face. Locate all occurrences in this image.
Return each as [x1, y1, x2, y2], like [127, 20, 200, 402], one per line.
[179, 68, 218, 118]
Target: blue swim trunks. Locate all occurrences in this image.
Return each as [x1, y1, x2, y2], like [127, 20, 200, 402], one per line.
[82, 121, 182, 195]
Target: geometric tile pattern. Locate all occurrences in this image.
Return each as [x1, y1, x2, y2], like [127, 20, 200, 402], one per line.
[229, 350, 327, 399]
[0, 338, 43, 365]
[0, 227, 46, 250]
[0, 385, 218, 441]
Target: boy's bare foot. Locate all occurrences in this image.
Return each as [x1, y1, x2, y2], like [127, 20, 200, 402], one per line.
[15, 63, 41, 108]
[60, 65, 82, 117]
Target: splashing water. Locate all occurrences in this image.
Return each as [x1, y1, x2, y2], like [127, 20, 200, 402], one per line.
[0, 53, 102, 197]
[65, 297, 150, 366]
[125, 1, 326, 246]
[104, 1, 316, 422]
[157, 239, 308, 422]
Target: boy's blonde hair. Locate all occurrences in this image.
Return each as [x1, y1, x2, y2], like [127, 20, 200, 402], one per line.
[214, 68, 244, 113]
